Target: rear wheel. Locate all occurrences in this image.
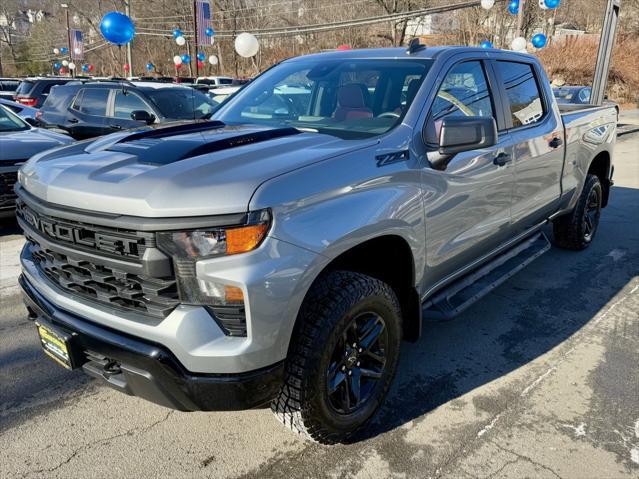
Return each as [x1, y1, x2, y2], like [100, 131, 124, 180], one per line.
[553, 174, 603, 250]
[271, 271, 402, 444]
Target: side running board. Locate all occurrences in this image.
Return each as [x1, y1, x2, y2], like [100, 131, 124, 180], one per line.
[422, 232, 551, 321]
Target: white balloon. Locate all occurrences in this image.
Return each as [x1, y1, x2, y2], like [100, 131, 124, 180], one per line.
[234, 32, 259, 58]
[208, 54, 218, 65]
[511, 37, 527, 52]
[175, 35, 186, 46]
[173, 55, 183, 65]
[53, 48, 60, 55]
[62, 60, 69, 66]
[74, 47, 81, 55]
[539, 0, 549, 9]
[68, 62, 76, 70]
[481, 0, 495, 9]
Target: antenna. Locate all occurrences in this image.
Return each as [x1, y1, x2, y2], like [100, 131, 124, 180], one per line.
[407, 38, 426, 55]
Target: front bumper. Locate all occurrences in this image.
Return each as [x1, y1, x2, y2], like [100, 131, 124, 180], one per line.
[20, 274, 284, 411]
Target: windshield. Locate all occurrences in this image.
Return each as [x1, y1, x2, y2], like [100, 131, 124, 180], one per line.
[146, 88, 216, 120]
[0, 105, 29, 132]
[215, 58, 433, 139]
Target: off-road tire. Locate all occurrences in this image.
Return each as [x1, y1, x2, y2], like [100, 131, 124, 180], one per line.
[271, 271, 402, 444]
[553, 174, 603, 250]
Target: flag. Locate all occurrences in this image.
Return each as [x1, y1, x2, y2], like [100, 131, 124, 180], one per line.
[196, 0, 214, 45]
[70, 29, 83, 60]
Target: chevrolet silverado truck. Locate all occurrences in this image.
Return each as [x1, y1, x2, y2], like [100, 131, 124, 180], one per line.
[17, 45, 616, 444]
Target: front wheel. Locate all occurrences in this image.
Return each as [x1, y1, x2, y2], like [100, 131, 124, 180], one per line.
[553, 174, 603, 250]
[271, 271, 402, 444]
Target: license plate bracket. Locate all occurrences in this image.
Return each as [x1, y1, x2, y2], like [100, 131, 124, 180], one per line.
[35, 319, 79, 370]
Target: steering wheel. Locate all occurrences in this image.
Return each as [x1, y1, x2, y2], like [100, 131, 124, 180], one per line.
[377, 112, 400, 119]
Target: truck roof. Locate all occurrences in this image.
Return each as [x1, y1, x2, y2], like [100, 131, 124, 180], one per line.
[287, 45, 534, 62]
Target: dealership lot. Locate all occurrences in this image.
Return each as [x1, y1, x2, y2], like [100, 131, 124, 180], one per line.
[1, 130, 638, 478]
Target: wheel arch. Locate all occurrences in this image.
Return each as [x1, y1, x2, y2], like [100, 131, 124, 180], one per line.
[587, 150, 612, 207]
[295, 234, 422, 344]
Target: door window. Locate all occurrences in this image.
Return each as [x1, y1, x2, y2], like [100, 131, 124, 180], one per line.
[425, 61, 494, 144]
[76, 89, 109, 116]
[113, 91, 152, 119]
[496, 61, 545, 127]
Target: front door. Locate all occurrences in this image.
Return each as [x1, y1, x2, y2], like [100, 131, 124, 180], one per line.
[420, 59, 516, 291]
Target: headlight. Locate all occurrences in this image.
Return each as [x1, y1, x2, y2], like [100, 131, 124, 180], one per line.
[156, 209, 270, 261]
[156, 209, 270, 308]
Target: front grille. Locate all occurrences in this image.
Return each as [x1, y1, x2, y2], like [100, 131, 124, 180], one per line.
[0, 171, 18, 209]
[28, 238, 179, 318]
[16, 201, 152, 260]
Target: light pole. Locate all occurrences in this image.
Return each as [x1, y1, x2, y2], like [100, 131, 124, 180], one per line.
[124, 0, 133, 76]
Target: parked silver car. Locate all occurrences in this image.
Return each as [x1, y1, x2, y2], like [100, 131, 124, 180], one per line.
[0, 98, 38, 120]
[0, 104, 71, 217]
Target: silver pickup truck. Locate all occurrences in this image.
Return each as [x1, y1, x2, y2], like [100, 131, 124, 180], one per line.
[17, 45, 616, 444]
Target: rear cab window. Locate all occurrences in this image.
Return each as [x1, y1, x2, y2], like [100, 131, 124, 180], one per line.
[495, 61, 545, 128]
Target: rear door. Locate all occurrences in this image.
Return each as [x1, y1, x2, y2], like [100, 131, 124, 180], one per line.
[66, 88, 112, 139]
[421, 59, 516, 284]
[492, 60, 564, 232]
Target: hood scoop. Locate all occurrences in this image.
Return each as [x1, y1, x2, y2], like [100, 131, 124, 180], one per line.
[107, 126, 301, 165]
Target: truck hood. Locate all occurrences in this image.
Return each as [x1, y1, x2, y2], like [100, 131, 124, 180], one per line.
[1, 127, 72, 162]
[19, 123, 374, 217]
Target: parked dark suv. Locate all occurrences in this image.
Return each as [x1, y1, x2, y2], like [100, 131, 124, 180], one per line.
[38, 81, 217, 139]
[0, 78, 21, 100]
[13, 77, 77, 108]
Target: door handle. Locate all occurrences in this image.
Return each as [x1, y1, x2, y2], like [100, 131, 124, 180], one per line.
[68, 118, 79, 123]
[493, 152, 512, 166]
[109, 124, 123, 130]
[549, 137, 563, 148]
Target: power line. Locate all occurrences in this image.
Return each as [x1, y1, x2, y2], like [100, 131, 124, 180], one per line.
[136, 0, 502, 38]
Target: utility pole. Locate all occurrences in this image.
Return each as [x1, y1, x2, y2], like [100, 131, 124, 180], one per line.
[515, 0, 526, 38]
[61, 3, 74, 77]
[124, 0, 133, 77]
[592, 0, 621, 105]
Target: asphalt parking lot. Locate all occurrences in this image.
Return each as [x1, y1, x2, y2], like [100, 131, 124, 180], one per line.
[1, 129, 638, 479]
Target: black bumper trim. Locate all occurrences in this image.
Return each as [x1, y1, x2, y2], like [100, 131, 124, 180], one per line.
[19, 275, 284, 411]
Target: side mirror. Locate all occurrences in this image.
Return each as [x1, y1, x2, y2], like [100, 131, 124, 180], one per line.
[24, 117, 38, 127]
[130, 110, 155, 124]
[431, 117, 497, 171]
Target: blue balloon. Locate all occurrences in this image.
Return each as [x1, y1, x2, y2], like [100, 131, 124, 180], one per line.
[508, 0, 519, 14]
[197, 52, 206, 62]
[81, 64, 89, 72]
[480, 40, 493, 49]
[60, 47, 68, 55]
[544, 0, 560, 8]
[181, 54, 191, 64]
[532, 33, 547, 48]
[146, 62, 154, 71]
[54, 63, 61, 69]
[173, 28, 183, 39]
[100, 11, 136, 45]
[205, 27, 214, 37]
